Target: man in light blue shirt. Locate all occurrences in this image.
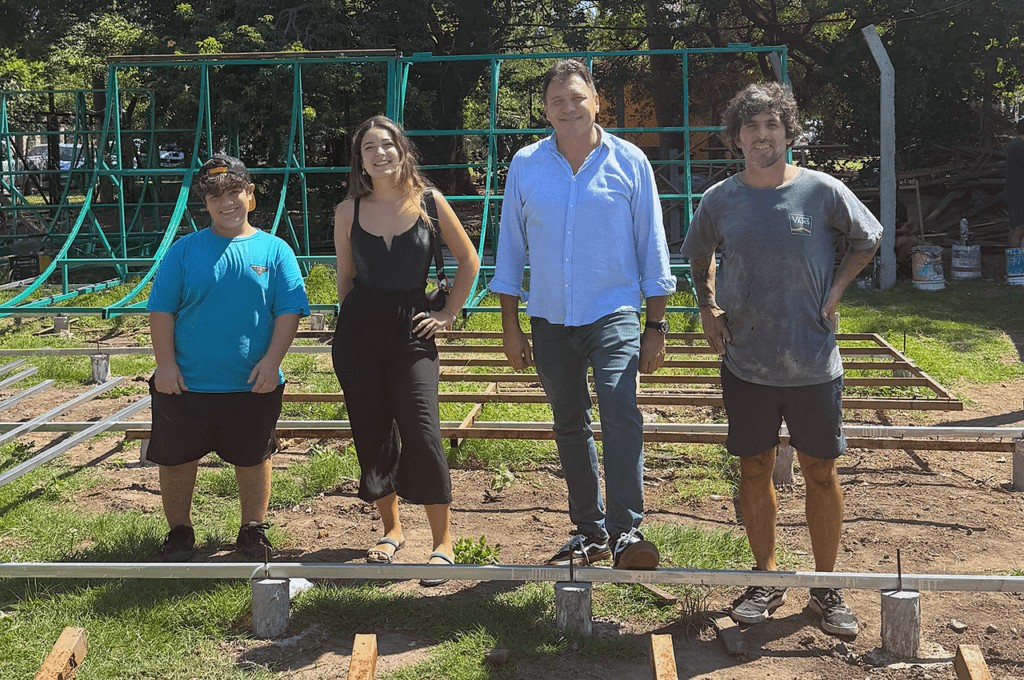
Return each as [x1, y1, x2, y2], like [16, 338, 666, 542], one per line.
[490, 59, 676, 570]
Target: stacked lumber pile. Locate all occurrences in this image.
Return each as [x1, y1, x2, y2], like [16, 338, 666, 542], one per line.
[858, 145, 1014, 264]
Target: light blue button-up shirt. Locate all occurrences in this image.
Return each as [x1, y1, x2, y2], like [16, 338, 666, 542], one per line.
[490, 127, 676, 326]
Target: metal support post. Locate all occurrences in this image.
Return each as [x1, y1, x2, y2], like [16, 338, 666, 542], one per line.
[251, 578, 290, 639]
[862, 25, 896, 290]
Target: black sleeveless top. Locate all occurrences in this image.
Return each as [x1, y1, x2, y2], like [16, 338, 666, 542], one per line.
[350, 197, 433, 291]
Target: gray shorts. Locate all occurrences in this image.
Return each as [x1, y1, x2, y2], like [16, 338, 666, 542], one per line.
[720, 365, 846, 459]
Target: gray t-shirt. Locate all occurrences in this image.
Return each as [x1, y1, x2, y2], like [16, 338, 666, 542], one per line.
[681, 167, 882, 387]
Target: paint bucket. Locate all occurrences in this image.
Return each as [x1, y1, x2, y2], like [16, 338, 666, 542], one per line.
[951, 244, 981, 280]
[1007, 247, 1024, 286]
[911, 245, 944, 291]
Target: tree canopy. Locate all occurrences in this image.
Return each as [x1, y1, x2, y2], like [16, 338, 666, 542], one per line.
[1, 0, 1021, 172]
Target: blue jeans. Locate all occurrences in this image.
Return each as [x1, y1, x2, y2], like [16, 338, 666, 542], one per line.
[531, 310, 644, 541]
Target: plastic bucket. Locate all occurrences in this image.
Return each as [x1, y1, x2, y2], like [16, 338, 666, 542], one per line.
[1007, 248, 1024, 286]
[911, 245, 944, 291]
[951, 244, 981, 280]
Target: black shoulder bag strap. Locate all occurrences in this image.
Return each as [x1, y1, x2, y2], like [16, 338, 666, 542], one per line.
[423, 190, 449, 291]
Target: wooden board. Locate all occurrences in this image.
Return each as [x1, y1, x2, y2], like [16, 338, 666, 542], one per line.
[954, 644, 992, 680]
[35, 627, 86, 680]
[347, 633, 377, 680]
[649, 634, 679, 680]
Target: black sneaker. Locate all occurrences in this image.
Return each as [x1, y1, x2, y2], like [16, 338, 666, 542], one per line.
[547, 533, 611, 566]
[612, 529, 660, 570]
[236, 522, 273, 560]
[161, 524, 196, 562]
[809, 588, 859, 637]
[729, 585, 787, 624]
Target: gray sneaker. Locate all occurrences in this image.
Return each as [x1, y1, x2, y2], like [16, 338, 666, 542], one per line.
[729, 585, 787, 624]
[809, 588, 859, 637]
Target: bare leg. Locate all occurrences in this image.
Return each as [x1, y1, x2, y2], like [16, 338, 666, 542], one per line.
[738, 448, 778, 570]
[235, 459, 272, 525]
[159, 460, 200, 528]
[368, 492, 405, 560]
[797, 453, 843, 572]
[424, 503, 453, 561]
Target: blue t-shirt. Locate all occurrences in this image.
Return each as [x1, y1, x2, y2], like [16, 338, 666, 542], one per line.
[147, 228, 310, 392]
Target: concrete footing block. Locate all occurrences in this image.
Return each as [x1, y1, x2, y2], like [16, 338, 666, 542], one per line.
[881, 589, 921, 659]
[1012, 439, 1023, 492]
[90, 354, 110, 383]
[554, 581, 592, 636]
[252, 578, 290, 639]
[310, 313, 326, 331]
[773, 445, 795, 486]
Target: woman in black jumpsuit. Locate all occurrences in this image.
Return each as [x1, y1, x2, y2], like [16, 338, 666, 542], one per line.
[333, 116, 479, 582]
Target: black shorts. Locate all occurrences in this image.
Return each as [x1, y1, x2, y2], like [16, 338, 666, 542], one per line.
[721, 365, 845, 460]
[147, 378, 284, 467]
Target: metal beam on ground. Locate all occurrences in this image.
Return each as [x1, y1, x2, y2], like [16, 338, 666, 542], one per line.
[0, 394, 151, 488]
[0, 377, 124, 448]
[0, 380, 54, 413]
[0, 359, 26, 375]
[0, 366, 38, 390]
[0, 563, 1022, 592]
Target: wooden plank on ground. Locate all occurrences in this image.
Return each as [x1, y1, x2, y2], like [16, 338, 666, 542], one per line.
[347, 633, 377, 680]
[649, 634, 679, 679]
[711, 612, 746, 657]
[639, 583, 678, 606]
[450, 382, 497, 448]
[954, 644, 992, 680]
[35, 627, 86, 680]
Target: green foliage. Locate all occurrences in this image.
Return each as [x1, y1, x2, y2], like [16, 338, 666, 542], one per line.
[488, 464, 516, 493]
[304, 263, 339, 305]
[453, 535, 501, 565]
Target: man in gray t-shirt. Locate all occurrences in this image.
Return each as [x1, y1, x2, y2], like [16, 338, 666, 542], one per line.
[681, 83, 881, 638]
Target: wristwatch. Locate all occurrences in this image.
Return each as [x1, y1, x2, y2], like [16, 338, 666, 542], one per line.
[645, 319, 669, 334]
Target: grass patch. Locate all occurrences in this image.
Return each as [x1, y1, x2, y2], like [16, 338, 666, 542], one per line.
[663, 444, 739, 502]
[841, 281, 1024, 384]
[594, 523, 757, 626]
[195, 447, 359, 511]
[293, 581, 636, 680]
[0, 579, 273, 679]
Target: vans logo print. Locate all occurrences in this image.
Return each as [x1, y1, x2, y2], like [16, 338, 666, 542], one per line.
[789, 214, 812, 236]
[250, 265, 268, 275]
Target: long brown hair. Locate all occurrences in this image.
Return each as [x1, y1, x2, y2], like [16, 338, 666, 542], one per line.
[346, 116, 432, 214]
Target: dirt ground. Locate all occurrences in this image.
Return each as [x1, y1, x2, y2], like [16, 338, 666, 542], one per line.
[4, 372, 1024, 679]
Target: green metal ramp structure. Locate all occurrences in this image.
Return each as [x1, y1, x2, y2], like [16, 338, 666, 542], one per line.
[0, 46, 786, 318]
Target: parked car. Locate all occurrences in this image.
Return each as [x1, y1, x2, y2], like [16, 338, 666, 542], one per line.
[159, 145, 185, 168]
[24, 143, 90, 172]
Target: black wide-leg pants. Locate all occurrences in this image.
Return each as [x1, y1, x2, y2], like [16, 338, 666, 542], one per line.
[332, 284, 452, 505]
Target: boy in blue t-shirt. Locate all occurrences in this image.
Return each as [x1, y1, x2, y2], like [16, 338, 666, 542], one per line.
[147, 154, 309, 561]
